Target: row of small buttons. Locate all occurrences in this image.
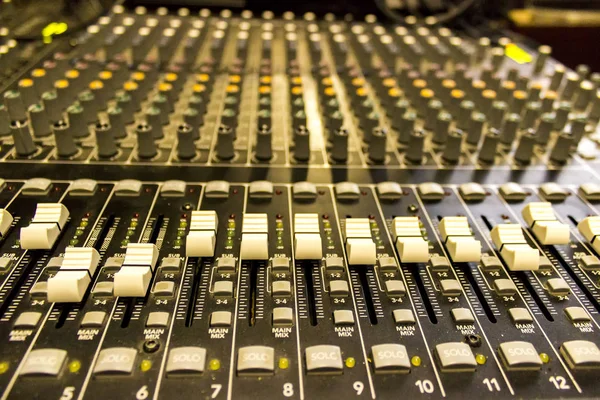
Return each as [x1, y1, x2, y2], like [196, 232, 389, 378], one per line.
[212, 277, 292, 300]
[9, 307, 481, 331]
[4, 178, 599, 202]
[20, 339, 600, 377]
[0, 306, 520, 331]
[208, 309, 355, 327]
[333, 181, 600, 204]
[27, 303, 577, 332]
[436, 340, 600, 372]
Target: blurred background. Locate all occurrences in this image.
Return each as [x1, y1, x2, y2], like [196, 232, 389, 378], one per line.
[1, 0, 599, 69]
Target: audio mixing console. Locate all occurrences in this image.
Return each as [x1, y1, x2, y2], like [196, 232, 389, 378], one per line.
[0, 4, 600, 399]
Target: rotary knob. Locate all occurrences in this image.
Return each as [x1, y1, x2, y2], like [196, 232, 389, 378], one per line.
[216, 124, 235, 161]
[135, 122, 158, 159]
[255, 124, 273, 161]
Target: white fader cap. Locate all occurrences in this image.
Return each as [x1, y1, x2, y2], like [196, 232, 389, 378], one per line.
[186, 210, 218, 257]
[345, 218, 376, 265]
[439, 217, 481, 263]
[20, 203, 70, 249]
[522, 202, 569, 245]
[113, 243, 159, 297]
[491, 224, 539, 271]
[47, 247, 100, 302]
[0, 209, 13, 238]
[294, 213, 322, 260]
[240, 214, 269, 260]
[578, 216, 600, 254]
[392, 217, 429, 263]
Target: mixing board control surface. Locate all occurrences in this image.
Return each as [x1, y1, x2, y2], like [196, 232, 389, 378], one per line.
[1, 4, 600, 399]
[0, 179, 596, 399]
